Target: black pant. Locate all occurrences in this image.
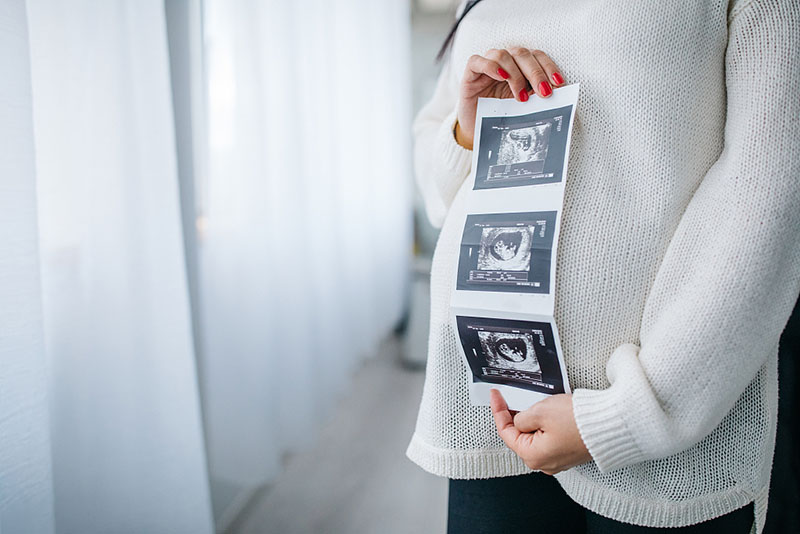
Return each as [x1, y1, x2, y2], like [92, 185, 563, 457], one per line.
[447, 472, 754, 534]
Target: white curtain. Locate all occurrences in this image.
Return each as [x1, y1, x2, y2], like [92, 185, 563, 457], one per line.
[0, 0, 411, 530]
[25, 0, 212, 532]
[0, 2, 55, 533]
[199, 0, 412, 517]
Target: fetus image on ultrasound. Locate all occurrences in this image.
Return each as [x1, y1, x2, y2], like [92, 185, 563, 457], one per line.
[474, 106, 572, 189]
[478, 331, 541, 374]
[477, 227, 533, 272]
[496, 123, 551, 168]
[491, 232, 520, 261]
[457, 211, 555, 293]
[455, 315, 566, 394]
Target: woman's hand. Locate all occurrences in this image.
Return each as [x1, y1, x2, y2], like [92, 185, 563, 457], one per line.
[489, 389, 591, 475]
[456, 48, 566, 149]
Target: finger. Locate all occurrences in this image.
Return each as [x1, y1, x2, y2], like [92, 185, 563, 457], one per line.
[489, 389, 523, 450]
[485, 48, 529, 102]
[509, 47, 552, 98]
[513, 403, 544, 433]
[531, 49, 566, 88]
[464, 54, 507, 85]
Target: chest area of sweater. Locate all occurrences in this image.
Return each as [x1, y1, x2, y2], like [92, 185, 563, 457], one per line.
[451, 0, 730, 96]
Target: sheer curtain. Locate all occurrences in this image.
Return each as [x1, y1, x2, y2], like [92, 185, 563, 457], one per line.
[0, 2, 54, 532]
[1, 0, 411, 530]
[25, 0, 212, 532]
[199, 0, 412, 519]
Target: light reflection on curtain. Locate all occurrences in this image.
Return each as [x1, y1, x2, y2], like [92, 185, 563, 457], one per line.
[0, 2, 54, 532]
[199, 0, 412, 511]
[25, 0, 213, 532]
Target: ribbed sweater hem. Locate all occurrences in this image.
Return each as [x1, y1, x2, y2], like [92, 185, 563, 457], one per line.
[405, 432, 533, 480]
[556, 469, 763, 532]
[406, 432, 765, 532]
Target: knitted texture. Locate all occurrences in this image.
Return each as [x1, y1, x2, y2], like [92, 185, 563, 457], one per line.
[406, 1, 800, 532]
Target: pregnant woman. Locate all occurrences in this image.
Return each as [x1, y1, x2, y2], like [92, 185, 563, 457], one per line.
[406, 1, 800, 532]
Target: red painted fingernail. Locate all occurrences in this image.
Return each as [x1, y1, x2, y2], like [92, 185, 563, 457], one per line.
[539, 81, 552, 97]
[519, 89, 528, 102]
[497, 67, 510, 79]
[552, 72, 564, 85]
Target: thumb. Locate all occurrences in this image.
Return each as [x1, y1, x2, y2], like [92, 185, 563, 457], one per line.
[489, 389, 523, 452]
[513, 402, 544, 433]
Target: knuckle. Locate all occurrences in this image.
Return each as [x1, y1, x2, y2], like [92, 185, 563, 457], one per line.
[529, 67, 546, 80]
[485, 48, 500, 59]
[532, 49, 556, 68]
[508, 46, 527, 57]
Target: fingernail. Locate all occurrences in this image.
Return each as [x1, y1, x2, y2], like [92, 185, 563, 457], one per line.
[519, 89, 528, 102]
[497, 67, 510, 79]
[539, 81, 552, 97]
[552, 72, 564, 85]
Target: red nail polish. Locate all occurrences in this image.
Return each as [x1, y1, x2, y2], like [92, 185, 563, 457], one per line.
[497, 67, 510, 79]
[519, 89, 528, 102]
[539, 81, 552, 97]
[552, 72, 564, 85]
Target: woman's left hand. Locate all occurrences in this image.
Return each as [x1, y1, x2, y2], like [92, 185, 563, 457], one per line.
[489, 389, 592, 475]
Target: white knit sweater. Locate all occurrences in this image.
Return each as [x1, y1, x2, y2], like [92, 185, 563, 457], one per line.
[405, 1, 800, 532]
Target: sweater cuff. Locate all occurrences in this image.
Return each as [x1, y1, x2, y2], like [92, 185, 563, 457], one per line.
[432, 108, 474, 203]
[572, 344, 649, 472]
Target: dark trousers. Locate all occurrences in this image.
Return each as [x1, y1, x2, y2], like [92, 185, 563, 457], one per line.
[764, 296, 800, 533]
[447, 472, 754, 534]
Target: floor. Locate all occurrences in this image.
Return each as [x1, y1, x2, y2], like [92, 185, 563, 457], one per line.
[227, 336, 448, 534]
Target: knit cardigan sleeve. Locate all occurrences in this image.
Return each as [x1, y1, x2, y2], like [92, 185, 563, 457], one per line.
[413, 57, 473, 229]
[572, 0, 800, 473]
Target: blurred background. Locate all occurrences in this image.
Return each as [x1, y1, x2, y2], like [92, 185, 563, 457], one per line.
[2, 1, 798, 534]
[1, 0, 461, 532]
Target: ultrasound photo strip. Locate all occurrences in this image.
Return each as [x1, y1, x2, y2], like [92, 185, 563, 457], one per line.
[449, 86, 579, 407]
[456, 211, 557, 294]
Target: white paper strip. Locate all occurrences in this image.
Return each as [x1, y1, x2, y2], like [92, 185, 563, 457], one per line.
[450, 84, 580, 411]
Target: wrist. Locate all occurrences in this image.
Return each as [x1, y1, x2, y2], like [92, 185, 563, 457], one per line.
[454, 119, 474, 150]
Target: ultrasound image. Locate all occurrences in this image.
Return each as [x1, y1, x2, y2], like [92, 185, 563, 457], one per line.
[455, 315, 566, 394]
[474, 105, 572, 190]
[477, 226, 534, 272]
[457, 212, 555, 293]
[477, 331, 541, 374]
[497, 123, 551, 166]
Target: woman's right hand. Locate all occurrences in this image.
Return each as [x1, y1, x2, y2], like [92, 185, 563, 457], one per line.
[456, 48, 566, 149]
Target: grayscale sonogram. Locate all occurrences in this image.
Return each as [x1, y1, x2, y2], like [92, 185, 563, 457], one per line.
[474, 105, 573, 190]
[496, 123, 551, 170]
[476, 226, 534, 272]
[477, 331, 541, 374]
[456, 211, 556, 294]
[455, 315, 566, 394]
